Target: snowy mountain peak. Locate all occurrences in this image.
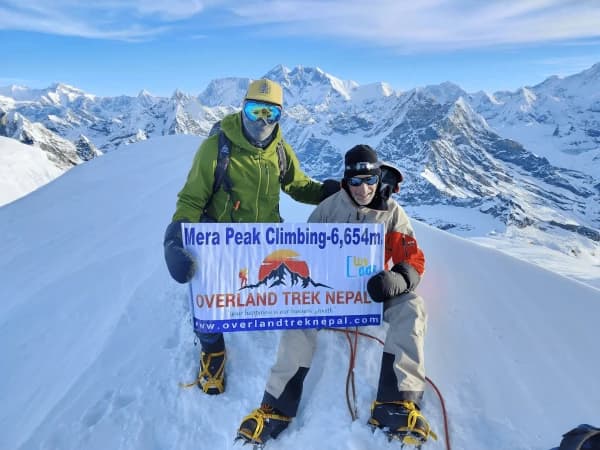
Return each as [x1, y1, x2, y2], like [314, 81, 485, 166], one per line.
[378, 82, 395, 97]
[519, 87, 537, 105]
[42, 83, 94, 105]
[137, 89, 153, 98]
[0, 84, 32, 101]
[48, 82, 86, 95]
[75, 134, 102, 161]
[468, 90, 502, 109]
[446, 96, 491, 133]
[351, 82, 397, 104]
[171, 89, 192, 102]
[533, 62, 600, 101]
[564, 61, 600, 83]
[3, 109, 25, 126]
[267, 65, 357, 104]
[421, 81, 467, 105]
[0, 110, 84, 169]
[136, 89, 156, 108]
[197, 77, 248, 107]
[264, 64, 291, 80]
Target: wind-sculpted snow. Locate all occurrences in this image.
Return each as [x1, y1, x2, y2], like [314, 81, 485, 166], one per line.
[0, 136, 598, 450]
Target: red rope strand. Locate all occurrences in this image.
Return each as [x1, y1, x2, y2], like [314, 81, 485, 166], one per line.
[325, 327, 451, 450]
[425, 376, 452, 450]
[343, 327, 359, 421]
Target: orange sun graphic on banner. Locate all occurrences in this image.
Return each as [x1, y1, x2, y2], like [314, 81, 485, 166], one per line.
[258, 249, 309, 281]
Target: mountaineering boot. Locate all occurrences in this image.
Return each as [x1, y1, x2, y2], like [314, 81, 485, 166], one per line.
[236, 404, 291, 448]
[196, 350, 226, 394]
[368, 400, 437, 446]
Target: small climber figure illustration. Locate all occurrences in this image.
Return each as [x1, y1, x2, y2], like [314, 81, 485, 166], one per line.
[239, 268, 248, 288]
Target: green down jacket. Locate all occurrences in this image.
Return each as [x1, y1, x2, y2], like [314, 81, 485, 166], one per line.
[172, 112, 323, 223]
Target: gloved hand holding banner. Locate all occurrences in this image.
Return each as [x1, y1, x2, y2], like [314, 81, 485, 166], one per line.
[182, 222, 384, 333]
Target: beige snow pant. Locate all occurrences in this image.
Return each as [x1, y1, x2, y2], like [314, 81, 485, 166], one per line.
[262, 292, 427, 417]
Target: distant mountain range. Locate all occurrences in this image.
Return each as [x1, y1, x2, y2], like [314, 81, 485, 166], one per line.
[1, 64, 599, 250]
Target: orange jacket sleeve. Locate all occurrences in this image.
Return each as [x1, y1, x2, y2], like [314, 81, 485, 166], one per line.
[384, 231, 425, 276]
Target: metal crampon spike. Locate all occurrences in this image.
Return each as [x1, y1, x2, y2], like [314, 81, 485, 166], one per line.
[400, 443, 422, 450]
[391, 433, 424, 449]
[234, 434, 264, 450]
[233, 435, 249, 446]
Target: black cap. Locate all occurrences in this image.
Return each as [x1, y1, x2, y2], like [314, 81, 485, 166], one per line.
[344, 144, 381, 178]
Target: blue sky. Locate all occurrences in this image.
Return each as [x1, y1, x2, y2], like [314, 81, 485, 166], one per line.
[1, 0, 600, 97]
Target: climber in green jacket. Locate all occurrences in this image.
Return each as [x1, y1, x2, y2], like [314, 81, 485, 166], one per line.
[163, 78, 340, 395]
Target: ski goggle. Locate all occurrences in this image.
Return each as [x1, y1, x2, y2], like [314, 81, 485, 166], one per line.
[347, 175, 379, 187]
[243, 100, 282, 124]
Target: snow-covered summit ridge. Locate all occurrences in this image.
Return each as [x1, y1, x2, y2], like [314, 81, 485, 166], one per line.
[0, 82, 95, 104]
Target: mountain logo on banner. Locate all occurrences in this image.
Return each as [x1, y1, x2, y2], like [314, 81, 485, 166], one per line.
[240, 249, 332, 290]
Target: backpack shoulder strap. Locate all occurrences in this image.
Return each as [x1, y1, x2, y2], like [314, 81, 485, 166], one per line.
[208, 121, 221, 137]
[204, 124, 289, 216]
[212, 131, 233, 195]
[202, 124, 233, 218]
[276, 140, 288, 184]
[215, 117, 288, 186]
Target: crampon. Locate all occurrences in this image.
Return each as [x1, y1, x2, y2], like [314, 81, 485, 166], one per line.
[234, 405, 291, 449]
[179, 350, 226, 395]
[379, 429, 430, 449]
[368, 400, 438, 449]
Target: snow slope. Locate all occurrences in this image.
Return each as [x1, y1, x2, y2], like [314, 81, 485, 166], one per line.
[0, 136, 64, 206]
[1, 136, 598, 450]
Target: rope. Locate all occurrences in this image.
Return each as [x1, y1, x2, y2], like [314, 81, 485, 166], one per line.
[343, 327, 359, 421]
[325, 327, 451, 450]
[425, 376, 451, 450]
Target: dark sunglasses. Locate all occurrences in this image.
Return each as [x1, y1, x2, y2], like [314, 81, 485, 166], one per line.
[243, 100, 282, 124]
[347, 175, 379, 187]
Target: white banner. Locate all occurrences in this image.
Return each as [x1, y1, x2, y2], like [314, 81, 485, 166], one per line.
[182, 222, 384, 333]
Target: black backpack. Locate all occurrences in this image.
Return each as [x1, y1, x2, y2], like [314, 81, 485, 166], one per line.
[559, 424, 600, 450]
[203, 121, 288, 216]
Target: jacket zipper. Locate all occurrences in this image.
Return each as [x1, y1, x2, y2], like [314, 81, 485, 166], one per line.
[255, 155, 262, 221]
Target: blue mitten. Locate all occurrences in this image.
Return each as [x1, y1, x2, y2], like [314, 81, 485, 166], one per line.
[163, 221, 196, 283]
